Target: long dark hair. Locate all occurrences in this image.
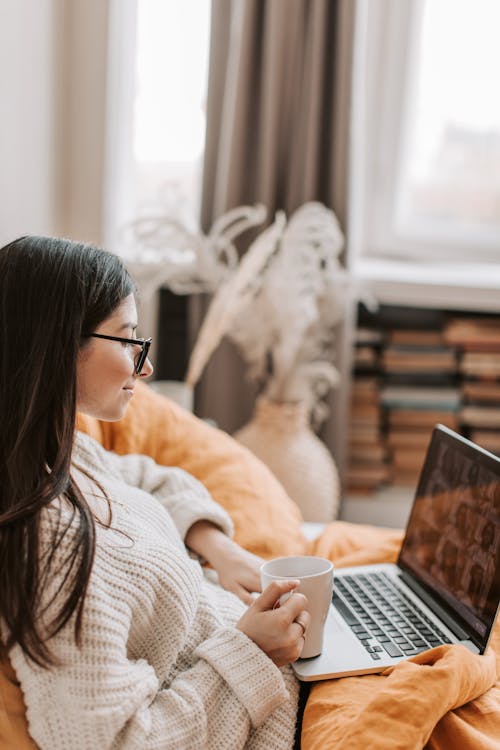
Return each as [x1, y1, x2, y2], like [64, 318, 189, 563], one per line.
[0, 236, 135, 666]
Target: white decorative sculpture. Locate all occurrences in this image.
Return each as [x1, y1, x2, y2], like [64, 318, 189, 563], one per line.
[186, 202, 349, 521]
[120, 203, 267, 377]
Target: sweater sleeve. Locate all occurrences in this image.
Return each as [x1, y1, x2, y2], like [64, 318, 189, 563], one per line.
[10, 538, 289, 750]
[74, 431, 234, 541]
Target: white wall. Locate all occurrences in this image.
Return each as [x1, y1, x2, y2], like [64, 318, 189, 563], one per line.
[0, 0, 109, 247]
[0, 0, 60, 245]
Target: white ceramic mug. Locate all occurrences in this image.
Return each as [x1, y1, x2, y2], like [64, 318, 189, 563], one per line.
[260, 555, 334, 658]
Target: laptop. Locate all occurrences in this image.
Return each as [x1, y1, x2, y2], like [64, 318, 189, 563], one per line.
[293, 424, 500, 681]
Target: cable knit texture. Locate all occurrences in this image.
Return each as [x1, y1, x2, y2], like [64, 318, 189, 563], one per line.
[9, 432, 298, 750]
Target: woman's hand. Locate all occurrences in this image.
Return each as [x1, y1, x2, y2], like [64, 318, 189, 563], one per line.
[236, 580, 311, 667]
[185, 521, 263, 604]
[211, 542, 264, 604]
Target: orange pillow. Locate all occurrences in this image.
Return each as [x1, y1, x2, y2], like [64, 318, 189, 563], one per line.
[76, 381, 308, 559]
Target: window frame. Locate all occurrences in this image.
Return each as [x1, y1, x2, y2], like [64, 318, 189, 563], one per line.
[103, 0, 210, 257]
[103, 0, 139, 254]
[349, 0, 500, 268]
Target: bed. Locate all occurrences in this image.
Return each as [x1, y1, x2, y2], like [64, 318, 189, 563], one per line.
[1, 381, 499, 749]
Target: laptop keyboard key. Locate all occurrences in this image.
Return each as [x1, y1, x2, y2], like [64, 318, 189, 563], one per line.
[332, 596, 359, 626]
[400, 643, 419, 653]
[354, 630, 370, 640]
[382, 641, 403, 658]
[408, 633, 424, 645]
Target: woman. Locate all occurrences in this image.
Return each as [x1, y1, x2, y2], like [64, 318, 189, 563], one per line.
[0, 236, 310, 749]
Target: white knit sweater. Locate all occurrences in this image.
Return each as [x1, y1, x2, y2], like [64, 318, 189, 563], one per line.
[10, 432, 299, 750]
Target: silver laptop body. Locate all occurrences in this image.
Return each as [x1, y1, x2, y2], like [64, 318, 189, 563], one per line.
[293, 425, 500, 681]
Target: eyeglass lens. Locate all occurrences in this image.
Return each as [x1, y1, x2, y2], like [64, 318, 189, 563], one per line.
[135, 339, 151, 374]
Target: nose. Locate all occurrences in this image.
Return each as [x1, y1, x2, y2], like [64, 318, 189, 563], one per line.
[137, 355, 154, 379]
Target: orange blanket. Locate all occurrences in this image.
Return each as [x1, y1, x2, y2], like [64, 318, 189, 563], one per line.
[1, 383, 499, 749]
[303, 522, 500, 750]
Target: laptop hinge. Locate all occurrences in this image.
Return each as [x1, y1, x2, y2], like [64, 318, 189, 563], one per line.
[398, 570, 471, 642]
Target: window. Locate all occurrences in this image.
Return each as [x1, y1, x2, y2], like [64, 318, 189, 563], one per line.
[351, 0, 500, 265]
[104, 0, 211, 255]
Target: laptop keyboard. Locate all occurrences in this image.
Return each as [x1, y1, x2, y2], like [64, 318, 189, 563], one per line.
[332, 571, 452, 661]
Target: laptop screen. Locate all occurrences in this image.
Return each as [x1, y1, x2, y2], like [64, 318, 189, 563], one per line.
[398, 425, 500, 651]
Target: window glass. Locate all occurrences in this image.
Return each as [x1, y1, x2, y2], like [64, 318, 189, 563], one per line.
[396, 0, 500, 242]
[106, 0, 211, 253]
[133, 0, 210, 225]
[355, 0, 500, 263]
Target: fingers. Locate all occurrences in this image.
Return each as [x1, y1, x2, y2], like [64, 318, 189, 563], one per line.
[236, 581, 311, 667]
[221, 578, 259, 605]
[253, 579, 300, 612]
[269, 615, 310, 666]
[292, 610, 311, 636]
[243, 571, 262, 594]
[280, 590, 309, 624]
[271, 638, 305, 666]
[235, 585, 256, 606]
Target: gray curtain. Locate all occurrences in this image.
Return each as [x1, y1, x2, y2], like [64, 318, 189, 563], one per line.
[193, 0, 355, 460]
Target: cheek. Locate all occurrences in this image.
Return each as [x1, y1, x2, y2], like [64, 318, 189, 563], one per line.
[99, 349, 137, 388]
[107, 357, 134, 383]
[77, 348, 129, 401]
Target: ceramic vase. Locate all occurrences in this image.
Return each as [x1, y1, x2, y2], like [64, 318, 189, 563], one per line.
[234, 396, 340, 522]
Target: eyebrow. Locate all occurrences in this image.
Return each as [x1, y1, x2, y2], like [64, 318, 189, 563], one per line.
[118, 322, 138, 332]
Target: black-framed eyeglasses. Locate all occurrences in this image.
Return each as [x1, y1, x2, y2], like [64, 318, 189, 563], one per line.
[88, 333, 152, 374]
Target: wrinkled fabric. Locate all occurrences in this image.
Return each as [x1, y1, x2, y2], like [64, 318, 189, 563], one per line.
[2, 383, 498, 749]
[301, 522, 500, 750]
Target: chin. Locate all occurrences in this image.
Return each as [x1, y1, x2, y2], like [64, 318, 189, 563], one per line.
[78, 401, 130, 423]
[106, 403, 131, 421]
[104, 410, 129, 422]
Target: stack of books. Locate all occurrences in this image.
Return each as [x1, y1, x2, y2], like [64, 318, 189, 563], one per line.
[382, 385, 460, 483]
[381, 329, 459, 485]
[347, 310, 500, 492]
[346, 329, 390, 493]
[445, 317, 500, 455]
[347, 377, 390, 492]
[382, 329, 456, 381]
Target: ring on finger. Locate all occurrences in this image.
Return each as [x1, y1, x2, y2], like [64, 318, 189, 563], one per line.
[294, 617, 307, 636]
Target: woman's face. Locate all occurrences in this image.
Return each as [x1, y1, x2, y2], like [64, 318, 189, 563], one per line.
[76, 294, 153, 421]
